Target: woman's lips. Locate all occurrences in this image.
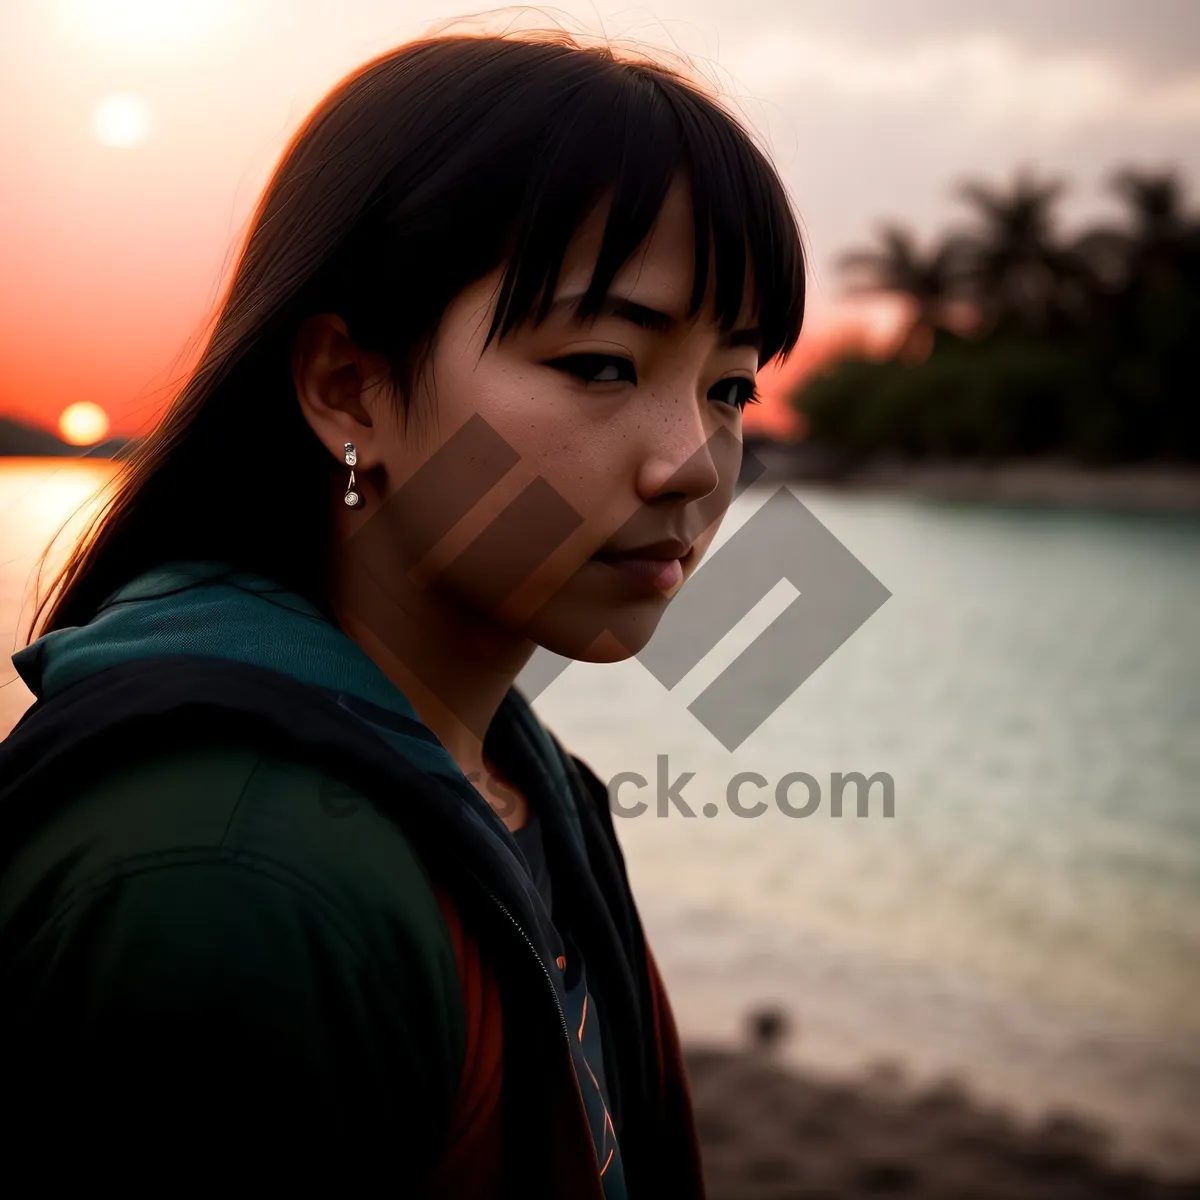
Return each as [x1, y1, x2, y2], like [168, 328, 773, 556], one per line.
[592, 548, 690, 591]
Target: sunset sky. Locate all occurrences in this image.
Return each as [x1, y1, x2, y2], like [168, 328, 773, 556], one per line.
[2, 0, 1198, 442]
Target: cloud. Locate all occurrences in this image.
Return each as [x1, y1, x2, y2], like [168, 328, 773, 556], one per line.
[720, 30, 1200, 136]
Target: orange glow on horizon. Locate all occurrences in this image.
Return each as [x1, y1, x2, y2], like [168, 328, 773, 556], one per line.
[6, 310, 901, 445]
[0, 7, 911, 446]
[746, 298, 909, 441]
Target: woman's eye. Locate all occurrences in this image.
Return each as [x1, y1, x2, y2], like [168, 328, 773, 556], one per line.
[710, 377, 760, 411]
[547, 354, 637, 385]
[547, 356, 759, 411]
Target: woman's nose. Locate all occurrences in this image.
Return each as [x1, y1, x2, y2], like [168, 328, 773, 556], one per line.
[633, 402, 730, 505]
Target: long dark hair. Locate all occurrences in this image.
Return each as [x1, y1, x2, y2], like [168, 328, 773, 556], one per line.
[28, 27, 806, 641]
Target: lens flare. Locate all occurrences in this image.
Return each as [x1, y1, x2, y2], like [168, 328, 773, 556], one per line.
[92, 93, 152, 147]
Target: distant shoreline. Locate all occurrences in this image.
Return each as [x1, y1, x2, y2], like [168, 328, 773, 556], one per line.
[5, 438, 1200, 513]
[742, 443, 1200, 513]
[0, 415, 132, 461]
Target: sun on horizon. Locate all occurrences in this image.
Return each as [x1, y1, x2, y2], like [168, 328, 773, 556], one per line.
[59, 402, 111, 446]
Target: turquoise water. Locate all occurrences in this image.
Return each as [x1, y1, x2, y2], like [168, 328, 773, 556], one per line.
[2, 460, 1198, 1168]
[534, 484, 1200, 1169]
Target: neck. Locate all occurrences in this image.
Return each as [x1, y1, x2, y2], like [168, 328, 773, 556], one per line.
[327, 550, 535, 780]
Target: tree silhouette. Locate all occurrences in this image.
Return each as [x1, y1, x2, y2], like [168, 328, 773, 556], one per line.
[954, 169, 1077, 334]
[1114, 168, 1192, 249]
[1074, 169, 1199, 294]
[837, 224, 971, 355]
[794, 163, 1200, 464]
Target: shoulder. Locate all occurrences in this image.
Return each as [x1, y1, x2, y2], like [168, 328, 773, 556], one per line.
[7, 738, 438, 921]
[0, 736, 464, 1047]
[0, 738, 469, 1178]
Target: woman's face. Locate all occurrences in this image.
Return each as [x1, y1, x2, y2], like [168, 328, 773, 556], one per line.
[313, 176, 761, 663]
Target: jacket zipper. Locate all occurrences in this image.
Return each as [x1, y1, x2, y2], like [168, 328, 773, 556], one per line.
[479, 880, 609, 1190]
[441, 775, 572, 1045]
[479, 880, 571, 1045]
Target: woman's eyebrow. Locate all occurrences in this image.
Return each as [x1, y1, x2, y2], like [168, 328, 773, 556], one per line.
[546, 292, 762, 350]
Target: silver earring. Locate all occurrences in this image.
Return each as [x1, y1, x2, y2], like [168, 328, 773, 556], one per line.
[343, 442, 361, 507]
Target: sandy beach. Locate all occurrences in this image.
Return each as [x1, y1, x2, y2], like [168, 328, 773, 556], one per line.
[686, 1037, 1200, 1200]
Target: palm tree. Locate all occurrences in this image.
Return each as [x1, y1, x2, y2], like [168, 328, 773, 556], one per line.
[1111, 168, 1200, 287]
[955, 169, 1073, 334]
[1113, 169, 1190, 245]
[1075, 170, 1195, 284]
[837, 224, 970, 355]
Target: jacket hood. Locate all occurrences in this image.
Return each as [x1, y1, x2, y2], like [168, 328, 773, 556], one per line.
[11, 559, 536, 792]
[1, 560, 690, 1199]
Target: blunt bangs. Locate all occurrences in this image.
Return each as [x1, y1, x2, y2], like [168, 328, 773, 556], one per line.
[312, 36, 806, 406]
[484, 61, 807, 371]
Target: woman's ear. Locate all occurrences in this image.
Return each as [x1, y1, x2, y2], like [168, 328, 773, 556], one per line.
[291, 312, 388, 468]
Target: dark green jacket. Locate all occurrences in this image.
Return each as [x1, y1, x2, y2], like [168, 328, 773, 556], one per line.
[0, 562, 704, 1195]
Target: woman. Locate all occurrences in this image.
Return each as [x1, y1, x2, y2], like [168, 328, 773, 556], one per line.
[0, 27, 805, 1196]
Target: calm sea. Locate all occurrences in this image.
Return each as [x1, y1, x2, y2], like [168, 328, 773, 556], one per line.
[2, 457, 1198, 1170]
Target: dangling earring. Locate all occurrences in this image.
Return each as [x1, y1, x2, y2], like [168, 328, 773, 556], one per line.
[343, 442, 361, 507]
